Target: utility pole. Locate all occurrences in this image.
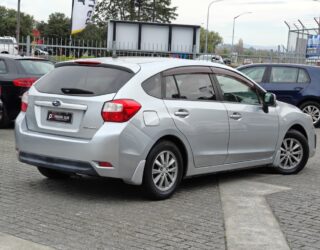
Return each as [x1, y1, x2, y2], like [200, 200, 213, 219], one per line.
[205, 0, 223, 54]
[16, 0, 21, 43]
[152, 0, 156, 22]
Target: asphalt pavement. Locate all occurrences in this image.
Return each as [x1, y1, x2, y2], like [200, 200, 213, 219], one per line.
[0, 128, 319, 250]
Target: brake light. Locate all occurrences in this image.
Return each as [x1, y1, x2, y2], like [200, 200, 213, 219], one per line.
[102, 99, 141, 122]
[75, 60, 101, 65]
[98, 162, 113, 168]
[21, 92, 28, 112]
[13, 78, 37, 88]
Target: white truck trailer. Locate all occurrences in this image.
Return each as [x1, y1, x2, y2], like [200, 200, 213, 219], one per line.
[107, 20, 200, 55]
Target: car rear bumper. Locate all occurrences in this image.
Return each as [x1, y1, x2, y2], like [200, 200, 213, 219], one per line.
[15, 113, 150, 185]
[19, 151, 99, 176]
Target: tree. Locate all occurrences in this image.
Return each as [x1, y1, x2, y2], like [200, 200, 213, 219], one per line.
[73, 23, 106, 41]
[200, 27, 223, 53]
[36, 21, 47, 37]
[236, 38, 244, 54]
[0, 6, 34, 39]
[44, 13, 70, 38]
[94, 0, 178, 25]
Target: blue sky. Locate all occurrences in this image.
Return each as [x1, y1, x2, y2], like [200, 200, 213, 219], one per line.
[2, 0, 320, 47]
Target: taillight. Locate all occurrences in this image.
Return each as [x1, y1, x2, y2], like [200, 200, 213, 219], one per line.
[102, 99, 141, 122]
[13, 78, 37, 88]
[75, 60, 101, 65]
[21, 92, 28, 112]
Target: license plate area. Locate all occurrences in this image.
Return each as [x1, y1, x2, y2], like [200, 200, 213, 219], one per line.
[47, 111, 73, 124]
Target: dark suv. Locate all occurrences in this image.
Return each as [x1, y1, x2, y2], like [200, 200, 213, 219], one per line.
[0, 55, 54, 127]
[238, 63, 320, 127]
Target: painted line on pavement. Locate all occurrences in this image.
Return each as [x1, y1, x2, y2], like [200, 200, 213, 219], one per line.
[219, 178, 291, 250]
[0, 233, 53, 250]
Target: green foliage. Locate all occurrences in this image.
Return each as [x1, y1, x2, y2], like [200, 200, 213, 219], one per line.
[44, 13, 70, 38]
[94, 0, 178, 25]
[0, 5, 34, 39]
[73, 23, 106, 41]
[200, 27, 223, 53]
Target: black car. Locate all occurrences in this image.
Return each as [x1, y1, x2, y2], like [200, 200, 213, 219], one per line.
[0, 55, 54, 127]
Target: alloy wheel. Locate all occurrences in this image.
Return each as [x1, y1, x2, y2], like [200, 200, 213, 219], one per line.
[302, 105, 320, 125]
[279, 138, 303, 170]
[152, 150, 178, 192]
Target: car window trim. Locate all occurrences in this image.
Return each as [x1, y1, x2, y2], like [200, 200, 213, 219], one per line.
[162, 66, 212, 77]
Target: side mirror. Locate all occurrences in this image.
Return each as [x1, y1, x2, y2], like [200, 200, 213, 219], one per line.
[262, 92, 276, 113]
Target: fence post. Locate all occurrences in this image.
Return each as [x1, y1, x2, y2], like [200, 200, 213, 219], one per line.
[192, 45, 197, 59]
[26, 35, 31, 56]
[112, 41, 117, 58]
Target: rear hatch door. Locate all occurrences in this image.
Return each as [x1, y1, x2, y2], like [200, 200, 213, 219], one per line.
[26, 63, 135, 139]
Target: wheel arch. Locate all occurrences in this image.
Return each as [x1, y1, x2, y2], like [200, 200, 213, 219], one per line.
[151, 134, 189, 178]
[288, 124, 308, 141]
[297, 97, 320, 107]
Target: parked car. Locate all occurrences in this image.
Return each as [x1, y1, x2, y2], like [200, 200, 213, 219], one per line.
[243, 58, 253, 65]
[223, 57, 232, 65]
[238, 63, 320, 127]
[34, 47, 49, 56]
[197, 54, 224, 64]
[0, 55, 54, 127]
[0, 36, 19, 55]
[15, 58, 316, 200]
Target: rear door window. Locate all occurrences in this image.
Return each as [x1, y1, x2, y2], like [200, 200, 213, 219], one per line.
[172, 74, 216, 101]
[17, 60, 54, 75]
[270, 67, 299, 83]
[35, 66, 133, 96]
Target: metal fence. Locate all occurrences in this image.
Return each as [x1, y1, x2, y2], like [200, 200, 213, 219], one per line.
[16, 35, 309, 66]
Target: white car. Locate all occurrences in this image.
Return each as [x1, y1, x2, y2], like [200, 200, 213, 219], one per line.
[15, 57, 316, 200]
[0, 37, 19, 55]
[197, 54, 224, 64]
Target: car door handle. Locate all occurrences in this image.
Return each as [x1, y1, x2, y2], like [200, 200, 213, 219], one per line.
[229, 112, 242, 120]
[174, 109, 189, 118]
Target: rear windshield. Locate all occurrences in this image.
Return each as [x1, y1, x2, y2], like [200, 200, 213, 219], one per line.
[34, 65, 134, 96]
[0, 39, 14, 44]
[17, 60, 54, 75]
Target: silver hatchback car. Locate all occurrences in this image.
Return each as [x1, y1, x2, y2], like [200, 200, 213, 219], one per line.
[15, 57, 316, 199]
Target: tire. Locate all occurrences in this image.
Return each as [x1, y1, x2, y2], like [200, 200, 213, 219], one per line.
[0, 103, 10, 129]
[143, 141, 183, 200]
[299, 101, 320, 128]
[37, 167, 71, 179]
[276, 130, 309, 175]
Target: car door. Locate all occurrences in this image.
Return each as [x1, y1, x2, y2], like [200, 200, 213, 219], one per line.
[163, 67, 229, 168]
[260, 66, 310, 105]
[213, 68, 279, 164]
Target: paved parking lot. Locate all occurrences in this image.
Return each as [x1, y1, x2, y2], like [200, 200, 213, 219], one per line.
[0, 128, 320, 249]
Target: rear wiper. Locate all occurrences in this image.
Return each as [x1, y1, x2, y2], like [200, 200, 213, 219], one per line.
[61, 88, 94, 95]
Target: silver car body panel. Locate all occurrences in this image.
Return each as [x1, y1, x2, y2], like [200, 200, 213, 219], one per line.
[15, 57, 316, 185]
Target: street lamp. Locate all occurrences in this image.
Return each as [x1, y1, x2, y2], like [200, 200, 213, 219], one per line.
[231, 12, 252, 54]
[205, 0, 223, 54]
[16, 0, 21, 43]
